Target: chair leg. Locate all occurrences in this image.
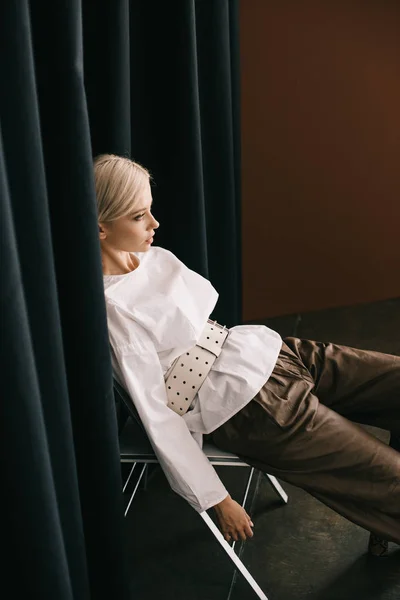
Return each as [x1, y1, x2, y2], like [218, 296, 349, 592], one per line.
[143, 464, 149, 491]
[242, 467, 255, 507]
[124, 464, 147, 517]
[231, 467, 256, 554]
[264, 474, 288, 504]
[122, 463, 137, 493]
[225, 469, 287, 598]
[227, 467, 258, 599]
[200, 511, 269, 600]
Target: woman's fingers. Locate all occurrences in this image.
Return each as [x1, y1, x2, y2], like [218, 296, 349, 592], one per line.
[224, 525, 253, 542]
[224, 530, 239, 542]
[234, 525, 252, 541]
[245, 510, 254, 527]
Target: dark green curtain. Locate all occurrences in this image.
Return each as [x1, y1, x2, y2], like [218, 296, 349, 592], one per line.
[0, 0, 241, 598]
[84, 0, 242, 326]
[0, 1, 128, 599]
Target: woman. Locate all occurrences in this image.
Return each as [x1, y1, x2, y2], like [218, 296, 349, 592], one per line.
[95, 153, 400, 556]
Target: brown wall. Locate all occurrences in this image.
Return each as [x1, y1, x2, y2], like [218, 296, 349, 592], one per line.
[240, 1, 400, 321]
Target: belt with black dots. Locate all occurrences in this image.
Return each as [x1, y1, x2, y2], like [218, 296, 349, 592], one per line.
[164, 320, 229, 416]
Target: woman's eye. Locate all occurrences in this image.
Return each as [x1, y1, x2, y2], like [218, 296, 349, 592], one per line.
[134, 213, 145, 221]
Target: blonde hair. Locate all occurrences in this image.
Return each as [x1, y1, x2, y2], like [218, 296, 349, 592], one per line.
[94, 154, 151, 223]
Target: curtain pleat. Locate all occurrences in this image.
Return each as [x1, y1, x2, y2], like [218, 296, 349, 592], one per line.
[0, 3, 91, 596]
[195, 0, 242, 325]
[28, 1, 130, 597]
[1, 1, 129, 598]
[0, 131, 78, 600]
[83, 0, 131, 156]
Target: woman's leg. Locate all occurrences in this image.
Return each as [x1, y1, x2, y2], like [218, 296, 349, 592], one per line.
[283, 337, 400, 434]
[211, 341, 400, 544]
[283, 337, 400, 554]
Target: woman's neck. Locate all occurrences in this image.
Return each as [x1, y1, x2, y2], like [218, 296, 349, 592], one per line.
[101, 248, 140, 275]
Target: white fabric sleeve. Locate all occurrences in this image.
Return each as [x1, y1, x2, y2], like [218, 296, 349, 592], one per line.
[108, 307, 229, 512]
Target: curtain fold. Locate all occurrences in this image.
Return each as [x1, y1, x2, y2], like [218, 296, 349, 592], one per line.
[83, 0, 131, 156]
[0, 3, 90, 597]
[195, 0, 242, 326]
[1, 1, 129, 598]
[1, 0, 241, 597]
[0, 132, 79, 600]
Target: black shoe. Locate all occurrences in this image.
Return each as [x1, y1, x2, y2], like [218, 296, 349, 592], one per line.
[368, 533, 389, 557]
[389, 432, 400, 452]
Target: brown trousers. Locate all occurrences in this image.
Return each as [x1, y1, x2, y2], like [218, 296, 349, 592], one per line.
[212, 338, 400, 543]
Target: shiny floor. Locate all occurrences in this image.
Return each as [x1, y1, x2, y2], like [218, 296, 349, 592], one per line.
[123, 297, 400, 600]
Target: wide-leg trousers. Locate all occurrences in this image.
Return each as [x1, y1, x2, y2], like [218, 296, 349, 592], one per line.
[211, 338, 400, 543]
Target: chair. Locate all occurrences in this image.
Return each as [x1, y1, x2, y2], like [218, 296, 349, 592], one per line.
[114, 379, 288, 600]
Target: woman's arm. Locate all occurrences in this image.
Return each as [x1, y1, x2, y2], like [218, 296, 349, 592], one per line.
[116, 338, 254, 539]
[107, 301, 255, 539]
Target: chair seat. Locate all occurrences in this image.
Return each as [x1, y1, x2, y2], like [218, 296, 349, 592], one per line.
[119, 417, 249, 466]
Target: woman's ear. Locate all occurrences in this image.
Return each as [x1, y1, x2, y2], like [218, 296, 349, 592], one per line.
[98, 223, 107, 240]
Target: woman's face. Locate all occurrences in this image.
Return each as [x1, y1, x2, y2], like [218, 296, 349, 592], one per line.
[99, 181, 159, 252]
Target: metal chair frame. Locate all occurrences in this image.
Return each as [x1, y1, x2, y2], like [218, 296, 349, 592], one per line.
[115, 379, 288, 600]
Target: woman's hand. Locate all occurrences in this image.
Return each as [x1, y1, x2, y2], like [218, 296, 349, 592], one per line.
[213, 495, 254, 542]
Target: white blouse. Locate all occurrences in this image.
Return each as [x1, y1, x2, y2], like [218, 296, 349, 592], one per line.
[104, 247, 282, 513]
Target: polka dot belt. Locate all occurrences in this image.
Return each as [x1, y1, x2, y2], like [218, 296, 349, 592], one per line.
[165, 320, 229, 415]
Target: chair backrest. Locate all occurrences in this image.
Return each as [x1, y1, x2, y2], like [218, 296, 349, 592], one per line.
[113, 378, 146, 435]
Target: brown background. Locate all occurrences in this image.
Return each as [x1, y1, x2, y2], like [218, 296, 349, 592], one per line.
[240, 0, 400, 321]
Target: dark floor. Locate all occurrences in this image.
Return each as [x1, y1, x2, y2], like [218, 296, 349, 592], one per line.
[122, 297, 400, 600]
